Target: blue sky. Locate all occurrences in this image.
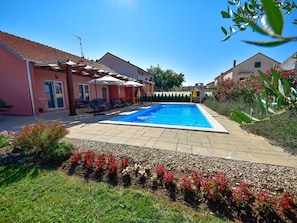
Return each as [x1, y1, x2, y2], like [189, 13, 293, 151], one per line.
[1, 0, 296, 85]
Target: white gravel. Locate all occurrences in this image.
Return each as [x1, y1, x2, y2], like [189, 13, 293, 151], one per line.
[65, 138, 297, 197]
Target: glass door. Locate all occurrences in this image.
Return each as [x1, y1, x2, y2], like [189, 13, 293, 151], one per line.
[78, 84, 90, 101]
[102, 87, 107, 100]
[45, 81, 65, 109]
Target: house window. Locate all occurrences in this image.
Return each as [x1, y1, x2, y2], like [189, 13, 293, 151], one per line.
[239, 77, 245, 81]
[255, 62, 261, 68]
[78, 84, 90, 101]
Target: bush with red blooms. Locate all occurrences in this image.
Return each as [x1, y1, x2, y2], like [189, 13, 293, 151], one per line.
[232, 182, 253, 208]
[107, 154, 117, 174]
[95, 153, 105, 172]
[68, 151, 297, 221]
[279, 191, 295, 211]
[120, 158, 129, 170]
[178, 173, 196, 193]
[163, 171, 175, 186]
[253, 189, 276, 216]
[70, 152, 83, 165]
[191, 171, 202, 189]
[200, 172, 230, 201]
[155, 165, 165, 178]
[84, 150, 95, 169]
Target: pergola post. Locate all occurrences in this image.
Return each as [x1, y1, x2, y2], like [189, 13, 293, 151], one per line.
[66, 65, 77, 116]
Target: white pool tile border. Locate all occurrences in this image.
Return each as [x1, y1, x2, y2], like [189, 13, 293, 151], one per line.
[100, 103, 229, 134]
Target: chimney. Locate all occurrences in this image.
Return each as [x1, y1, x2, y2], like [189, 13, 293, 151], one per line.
[233, 60, 236, 67]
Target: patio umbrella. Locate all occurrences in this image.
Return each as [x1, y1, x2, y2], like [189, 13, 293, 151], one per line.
[122, 80, 144, 87]
[89, 75, 125, 85]
[192, 87, 197, 98]
[88, 75, 125, 101]
[137, 88, 141, 98]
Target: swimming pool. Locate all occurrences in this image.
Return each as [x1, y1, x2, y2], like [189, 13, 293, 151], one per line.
[100, 103, 228, 133]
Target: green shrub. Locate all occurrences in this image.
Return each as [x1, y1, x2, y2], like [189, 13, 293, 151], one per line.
[13, 119, 68, 160]
[0, 98, 13, 112]
[153, 93, 191, 102]
[204, 96, 260, 118]
[0, 131, 15, 148]
[204, 97, 297, 154]
[45, 141, 74, 161]
[243, 108, 297, 154]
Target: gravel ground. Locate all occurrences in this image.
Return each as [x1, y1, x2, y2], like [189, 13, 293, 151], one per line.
[65, 138, 297, 197]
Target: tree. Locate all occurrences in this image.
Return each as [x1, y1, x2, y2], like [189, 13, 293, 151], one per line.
[147, 65, 185, 91]
[221, 0, 297, 46]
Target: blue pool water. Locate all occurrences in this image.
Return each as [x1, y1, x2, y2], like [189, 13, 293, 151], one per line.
[112, 103, 213, 128]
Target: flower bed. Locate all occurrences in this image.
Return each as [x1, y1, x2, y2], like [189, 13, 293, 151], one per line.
[61, 149, 297, 222]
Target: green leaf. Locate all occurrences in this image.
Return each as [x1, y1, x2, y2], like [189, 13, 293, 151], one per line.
[282, 78, 291, 96]
[243, 18, 270, 36]
[221, 26, 228, 35]
[251, 0, 257, 8]
[231, 111, 243, 124]
[221, 34, 231, 41]
[258, 70, 269, 83]
[227, 0, 236, 5]
[242, 110, 259, 122]
[276, 95, 284, 109]
[271, 68, 280, 88]
[256, 96, 267, 117]
[231, 110, 253, 124]
[263, 80, 278, 96]
[261, 90, 269, 112]
[243, 38, 291, 46]
[268, 107, 276, 114]
[261, 0, 284, 35]
[270, 69, 280, 89]
[278, 79, 286, 97]
[221, 11, 231, 18]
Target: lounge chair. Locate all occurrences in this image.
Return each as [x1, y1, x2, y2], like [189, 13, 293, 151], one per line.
[75, 98, 89, 108]
[89, 99, 108, 114]
[120, 98, 131, 106]
[112, 98, 125, 108]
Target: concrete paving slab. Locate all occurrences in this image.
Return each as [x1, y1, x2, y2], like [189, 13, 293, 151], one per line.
[1, 103, 296, 168]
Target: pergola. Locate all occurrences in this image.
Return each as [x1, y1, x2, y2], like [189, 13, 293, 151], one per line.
[34, 59, 143, 116]
[34, 59, 117, 116]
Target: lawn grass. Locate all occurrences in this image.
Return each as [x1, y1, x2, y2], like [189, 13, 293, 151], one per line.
[0, 164, 226, 223]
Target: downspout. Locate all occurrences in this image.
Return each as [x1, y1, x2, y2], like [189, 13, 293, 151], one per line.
[25, 60, 36, 116]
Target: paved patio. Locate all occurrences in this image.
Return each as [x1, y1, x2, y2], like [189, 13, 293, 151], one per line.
[1, 103, 296, 168]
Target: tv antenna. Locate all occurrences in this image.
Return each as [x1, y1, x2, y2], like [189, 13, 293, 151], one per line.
[72, 34, 84, 58]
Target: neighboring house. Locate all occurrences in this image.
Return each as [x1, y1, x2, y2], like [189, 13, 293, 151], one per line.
[204, 81, 214, 96]
[0, 31, 150, 116]
[281, 52, 297, 71]
[97, 52, 154, 97]
[214, 53, 279, 85]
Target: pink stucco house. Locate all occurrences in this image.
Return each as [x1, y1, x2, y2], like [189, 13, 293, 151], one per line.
[214, 53, 280, 85]
[0, 31, 153, 116]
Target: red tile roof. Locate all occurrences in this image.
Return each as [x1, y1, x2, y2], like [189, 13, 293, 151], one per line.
[0, 31, 83, 62]
[0, 30, 114, 72]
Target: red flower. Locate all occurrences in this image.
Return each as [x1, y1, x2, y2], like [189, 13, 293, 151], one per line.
[70, 152, 83, 165]
[95, 153, 105, 172]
